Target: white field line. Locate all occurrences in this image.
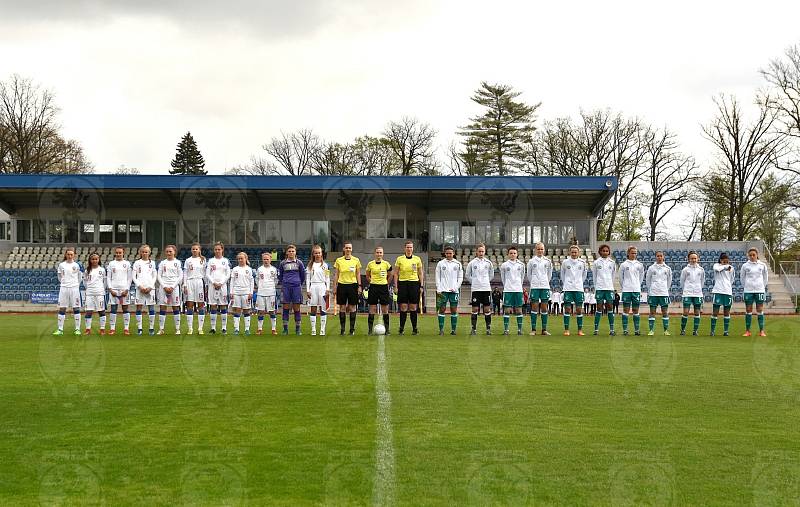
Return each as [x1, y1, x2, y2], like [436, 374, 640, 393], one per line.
[372, 333, 395, 506]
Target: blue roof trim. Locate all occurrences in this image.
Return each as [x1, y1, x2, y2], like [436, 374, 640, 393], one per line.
[0, 174, 618, 192]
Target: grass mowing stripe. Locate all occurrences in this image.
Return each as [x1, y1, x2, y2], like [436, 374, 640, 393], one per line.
[372, 332, 395, 506]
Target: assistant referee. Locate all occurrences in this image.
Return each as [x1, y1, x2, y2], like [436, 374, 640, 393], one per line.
[333, 242, 362, 335]
[394, 240, 424, 335]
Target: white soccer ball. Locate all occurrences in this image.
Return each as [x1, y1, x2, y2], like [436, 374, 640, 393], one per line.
[373, 323, 386, 335]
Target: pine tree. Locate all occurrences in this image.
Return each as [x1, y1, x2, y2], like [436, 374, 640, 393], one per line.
[170, 132, 207, 175]
[459, 82, 540, 175]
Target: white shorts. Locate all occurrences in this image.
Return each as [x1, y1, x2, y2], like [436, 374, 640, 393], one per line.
[84, 294, 106, 312]
[308, 284, 328, 307]
[58, 287, 81, 308]
[133, 287, 156, 306]
[157, 286, 182, 307]
[184, 278, 205, 303]
[255, 294, 277, 312]
[207, 284, 229, 306]
[107, 289, 130, 306]
[231, 294, 252, 310]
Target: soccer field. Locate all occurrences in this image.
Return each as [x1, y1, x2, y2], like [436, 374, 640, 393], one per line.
[1, 314, 799, 505]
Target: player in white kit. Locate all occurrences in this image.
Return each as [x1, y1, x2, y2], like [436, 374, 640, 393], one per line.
[183, 243, 207, 335]
[230, 252, 255, 335]
[526, 242, 553, 335]
[83, 253, 107, 335]
[157, 245, 184, 335]
[107, 246, 133, 335]
[741, 247, 769, 337]
[306, 245, 330, 336]
[561, 245, 588, 336]
[500, 246, 526, 335]
[132, 244, 158, 335]
[465, 243, 495, 335]
[54, 247, 83, 336]
[256, 252, 279, 335]
[591, 244, 617, 335]
[206, 242, 231, 334]
[680, 251, 705, 336]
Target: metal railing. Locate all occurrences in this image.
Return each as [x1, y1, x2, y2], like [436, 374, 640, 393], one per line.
[764, 249, 799, 312]
[779, 261, 800, 276]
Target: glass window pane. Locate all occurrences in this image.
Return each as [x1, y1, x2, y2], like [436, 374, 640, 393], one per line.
[33, 220, 46, 243]
[544, 222, 558, 245]
[199, 219, 213, 244]
[388, 219, 404, 239]
[296, 220, 312, 244]
[248, 220, 263, 244]
[16, 220, 31, 242]
[367, 218, 386, 239]
[280, 220, 295, 244]
[80, 221, 95, 243]
[48, 220, 63, 243]
[461, 225, 475, 245]
[233, 220, 246, 244]
[114, 220, 128, 244]
[99, 221, 113, 244]
[265, 221, 280, 243]
[129, 220, 143, 244]
[313, 221, 329, 247]
[182, 220, 197, 244]
[146, 221, 163, 250]
[443, 221, 459, 245]
[561, 223, 575, 245]
[575, 220, 590, 246]
[64, 220, 78, 243]
[215, 220, 230, 244]
[164, 220, 177, 246]
[531, 225, 542, 244]
[429, 222, 443, 251]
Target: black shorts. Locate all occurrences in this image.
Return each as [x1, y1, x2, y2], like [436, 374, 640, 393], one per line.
[367, 284, 391, 305]
[470, 291, 491, 307]
[397, 281, 421, 304]
[336, 284, 359, 306]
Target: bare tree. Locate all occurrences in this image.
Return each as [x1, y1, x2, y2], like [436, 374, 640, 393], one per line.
[261, 129, 321, 175]
[382, 117, 437, 175]
[643, 128, 698, 240]
[350, 136, 400, 175]
[702, 94, 784, 240]
[114, 165, 141, 175]
[761, 44, 800, 177]
[446, 140, 485, 176]
[226, 155, 278, 175]
[312, 141, 356, 175]
[0, 74, 91, 174]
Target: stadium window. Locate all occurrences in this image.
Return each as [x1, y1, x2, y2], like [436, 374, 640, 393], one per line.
[367, 218, 387, 239]
[182, 220, 198, 244]
[443, 221, 459, 245]
[99, 221, 113, 244]
[129, 220, 143, 244]
[248, 220, 263, 244]
[475, 221, 488, 244]
[511, 221, 527, 244]
[80, 221, 95, 243]
[164, 220, 177, 246]
[560, 223, 575, 245]
[16, 220, 31, 242]
[575, 220, 590, 245]
[491, 222, 504, 244]
[460, 224, 475, 245]
[280, 220, 295, 243]
[388, 219, 405, 239]
[296, 220, 312, 244]
[48, 220, 63, 243]
[0, 222, 7, 241]
[264, 220, 280, 243]
[114, 220, 128, 244]
[198, 219, 213, 244]
[545, 222, 558, 245]
[33, 219, 46, 243]
[146, 221, 163, 250]
[64, 220, 78, 243]
[313, 221, 329, 247]
[215, 220, 230, 244]
[233, 220, 246, 245]
[531, 224, 542, 244]
[429, 222, 443, 251]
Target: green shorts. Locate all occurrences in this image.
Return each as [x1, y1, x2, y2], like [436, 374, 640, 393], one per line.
[595, 290, 615, 304]
[621, 291, 641, 305]
[529, 289, 550, 302]
[648, 296, 670, 308]
[713, 294, 732, 308]
[563, 291, 585, 305]
[437, 292, 459, 306]
[682, 296, 703, 308]
[503, 292, 524, 308]
[743, 292, 766, 305]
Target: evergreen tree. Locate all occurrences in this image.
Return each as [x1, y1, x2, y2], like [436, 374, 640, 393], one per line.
[459, 82, 540, 175]
[170, 132, 207, 175]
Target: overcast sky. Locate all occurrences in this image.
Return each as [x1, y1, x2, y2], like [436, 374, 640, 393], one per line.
[1, 0, 799, 174]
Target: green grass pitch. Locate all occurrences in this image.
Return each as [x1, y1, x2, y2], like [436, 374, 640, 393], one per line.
[1, 313, 799, 505]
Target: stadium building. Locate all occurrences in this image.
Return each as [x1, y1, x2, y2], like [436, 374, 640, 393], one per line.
[0, 174, 795, 312]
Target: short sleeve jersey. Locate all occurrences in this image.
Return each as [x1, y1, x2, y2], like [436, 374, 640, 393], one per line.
[334, 256, 362, 285]
[395, 255, 422, 282]
[366, 260, 392, 285]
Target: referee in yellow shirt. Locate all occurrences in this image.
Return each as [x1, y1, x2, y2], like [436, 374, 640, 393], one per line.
[366, 246, 392, 335]
[394, 240, 424, 335]
[333, 242, 362, 335]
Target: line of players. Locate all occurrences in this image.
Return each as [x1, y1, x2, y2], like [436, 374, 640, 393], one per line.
[53, 239, 770, 337]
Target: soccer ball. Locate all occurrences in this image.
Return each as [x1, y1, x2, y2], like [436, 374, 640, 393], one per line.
[373, 323, 386, 335]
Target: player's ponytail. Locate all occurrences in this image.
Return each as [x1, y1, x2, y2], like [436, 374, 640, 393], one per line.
[237, 252, 250, 266]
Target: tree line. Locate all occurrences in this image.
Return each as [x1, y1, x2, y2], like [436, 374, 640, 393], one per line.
[2, 44, 799, 255]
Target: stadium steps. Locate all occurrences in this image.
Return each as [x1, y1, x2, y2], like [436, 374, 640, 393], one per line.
[766, 265, 796, 312]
